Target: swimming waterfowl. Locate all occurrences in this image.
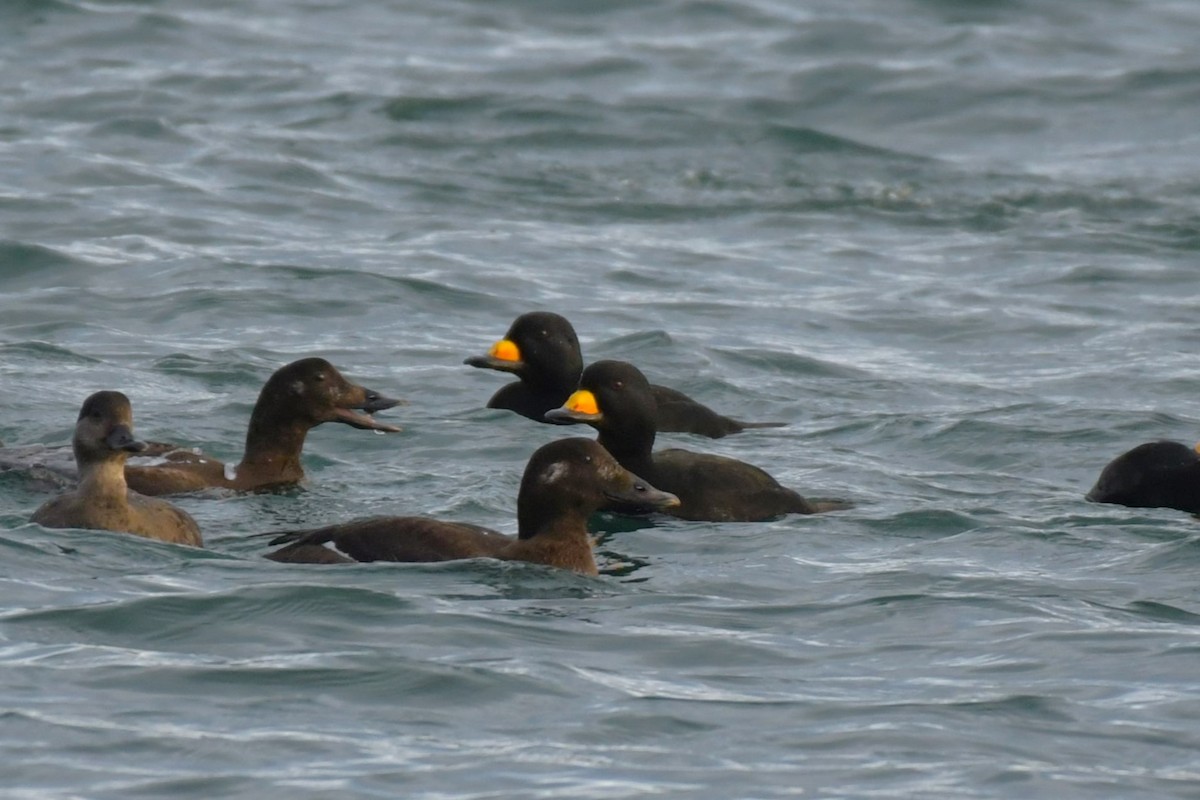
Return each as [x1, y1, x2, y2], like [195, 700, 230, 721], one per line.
[124, 357, 401, 495]
[546, 360, 848, 522]
[465, 311, 782, 438]
[1087, 440, 1200, 514]
[264, 437, 679, 573]
[31, 391, 203, 546]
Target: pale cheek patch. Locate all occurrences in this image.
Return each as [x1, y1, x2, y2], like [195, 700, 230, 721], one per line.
[594, 458, 623, 481]
[539, 462, 569, 485]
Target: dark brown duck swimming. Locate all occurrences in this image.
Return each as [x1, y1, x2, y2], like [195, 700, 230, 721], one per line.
[124, 357, 401, 496]
[264, 437, 679, 574]
[465, 311, 782, 438]
[1087, 440, 1200, 514]
[546, 360, 848, 522]
[31, 391, 203, 547]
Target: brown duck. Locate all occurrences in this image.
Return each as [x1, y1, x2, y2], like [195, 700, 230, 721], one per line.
[124, 357, 401, 496]
[32, 391, 203, 547]
[264, 437, 679, 574]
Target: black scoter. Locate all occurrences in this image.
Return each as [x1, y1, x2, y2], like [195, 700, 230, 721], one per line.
[546, 360, 848, 522]
[1087, 440, 1200, 514]
[465, 311, 781, 438]
[32, 391, 203, 546]
[264, 437, 679, 574]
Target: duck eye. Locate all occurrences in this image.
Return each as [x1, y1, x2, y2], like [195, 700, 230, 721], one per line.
[613, 380, 624, 390]
[314, 373, 326, 382]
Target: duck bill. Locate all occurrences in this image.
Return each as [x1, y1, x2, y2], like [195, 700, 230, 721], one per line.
[464, 338, 524, 374]
[605, 475, 680, 512]
[334, 386, 403, 432]
[544, 389, 603, 425]
[544, 407, 599, 424]
[105, 424, 148, 453]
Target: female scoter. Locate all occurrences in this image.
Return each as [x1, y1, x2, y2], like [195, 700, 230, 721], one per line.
[546, 360, 848, 522]
[1087, 440, 1200, 514]
[264, 437, 679, 574]
[465, 311, 782, 438]
[32, 391, 203, 546]
[124, 357, 401, 496]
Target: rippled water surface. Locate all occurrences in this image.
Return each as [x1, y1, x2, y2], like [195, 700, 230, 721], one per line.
[3, 1, 1200, 797]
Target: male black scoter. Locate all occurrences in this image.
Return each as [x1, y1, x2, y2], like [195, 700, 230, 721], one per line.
[546, 360, 848, 522]
[32, 391, 203, 546]
[264, 437, 679, 573]
[465, 311, 782, 438]
[1087, 440, 1200, 514]
[124, 357, 401, 495]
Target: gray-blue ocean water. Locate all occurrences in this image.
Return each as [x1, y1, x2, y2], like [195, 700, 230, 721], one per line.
[2, 0, 1199, 797]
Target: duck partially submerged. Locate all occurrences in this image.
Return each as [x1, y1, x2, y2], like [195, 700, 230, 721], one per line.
[1087, 440, 1200, 514]
[264, 438, 679, 574]
[547, 360, 849, 522]
[31, 391, 203, 546]
[466, 311, 783, 438]
[124, 357, 401, 495]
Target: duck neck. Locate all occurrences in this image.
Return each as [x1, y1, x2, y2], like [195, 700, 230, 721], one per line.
[596, 423, 656, 475]
[239, 408, 309, 479]
[517, 499, 590, 542]
[77, 457, 130, 501]
[525, 359, 582, 397]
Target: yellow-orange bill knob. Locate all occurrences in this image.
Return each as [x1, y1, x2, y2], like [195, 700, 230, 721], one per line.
[488, 339, 521, 363]
[564, 389, 600, 416]
[1194, 441, 1200, 455]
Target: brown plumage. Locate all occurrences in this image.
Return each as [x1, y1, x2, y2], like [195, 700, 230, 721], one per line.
[31, 391, 203, 547]
[124, 357, 401, 495]
[264, 438, 679, 574]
